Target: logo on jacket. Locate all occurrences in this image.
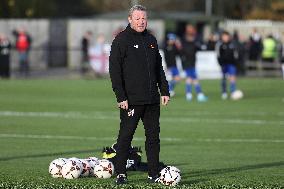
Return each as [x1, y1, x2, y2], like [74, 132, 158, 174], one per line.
[128, 109, 135, 117]
[134, 45, 139, 48]
[149, 44, 155, 49]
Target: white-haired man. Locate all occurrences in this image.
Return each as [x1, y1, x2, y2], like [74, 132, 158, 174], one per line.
[109, 5, 170, 185]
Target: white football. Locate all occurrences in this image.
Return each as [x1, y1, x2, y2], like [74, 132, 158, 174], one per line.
[93, 159, 114, 179]
[87, 157, 99, 166]
[61, 160, 82, 179]
[159, 166, 181, 186]
[48, 158, 68, 178]
[86, 157, 99, 176]
[231, 90, 244, 100]
[69, 157, 81, 163]
[79, 159, 92, 177]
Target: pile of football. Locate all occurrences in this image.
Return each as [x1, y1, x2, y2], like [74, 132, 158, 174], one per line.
[48, 157, 114, 179]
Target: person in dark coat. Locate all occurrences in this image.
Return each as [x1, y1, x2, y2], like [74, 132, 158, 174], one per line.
[216, 31, 240, 99]
[0, 33, 11, 78]
[179, 24, 208, 102]
[109, 5, 170, 185]
[81, 31, 93, 74]
[248, 28, 262, 62]
[163, 33, 181, 97]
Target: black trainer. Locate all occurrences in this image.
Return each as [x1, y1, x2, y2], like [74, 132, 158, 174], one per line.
[116, 174, 127, 185]
[148, 175, 161, 183]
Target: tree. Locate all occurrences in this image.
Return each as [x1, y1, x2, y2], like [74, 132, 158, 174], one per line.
[0, 0, 283, 20]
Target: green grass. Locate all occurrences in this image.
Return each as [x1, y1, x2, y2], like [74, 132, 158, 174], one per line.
[0, 78, 283, 189]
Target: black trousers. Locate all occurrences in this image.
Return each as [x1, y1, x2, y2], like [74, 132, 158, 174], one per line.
[115, 104, 160, 177]
[0, 56, 10, 78]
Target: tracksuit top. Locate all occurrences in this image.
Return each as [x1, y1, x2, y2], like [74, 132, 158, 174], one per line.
[109, 25, 169, 105]
[216, 41, 238, 66]
[163, 43, 179, 68]
[180, 38, 202, 69]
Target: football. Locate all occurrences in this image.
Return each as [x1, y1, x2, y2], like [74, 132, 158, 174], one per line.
[159, 166, 181, 186]
[93, 159, 114, 179]
[69, 157, 81, 163]
[86, 157, 99, 176]
[61, 159, 82, 179]
[48, 158, 68, 178]
[79, 159, 92, 177]
[231, 90, 244, 100]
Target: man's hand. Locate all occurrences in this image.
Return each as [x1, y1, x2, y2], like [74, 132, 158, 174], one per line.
[161, 96, 170, 106]
[118, 100, 128, 110]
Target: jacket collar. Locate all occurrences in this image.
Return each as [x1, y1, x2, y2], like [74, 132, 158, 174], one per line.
[126, 24, 147, 36]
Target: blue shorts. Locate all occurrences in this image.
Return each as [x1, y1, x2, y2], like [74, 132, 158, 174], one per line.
[185, 67, 197, 79]
[222, 64, 236, 76]
[168, 66, 179, 77]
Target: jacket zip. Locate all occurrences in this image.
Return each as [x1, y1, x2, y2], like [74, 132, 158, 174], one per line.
[140, 35, 152, 100]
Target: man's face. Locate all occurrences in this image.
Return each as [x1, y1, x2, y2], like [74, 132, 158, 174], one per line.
[222, 34, 230, 42]
[128, 10, 147, 33]
[185, 25, 196, 36]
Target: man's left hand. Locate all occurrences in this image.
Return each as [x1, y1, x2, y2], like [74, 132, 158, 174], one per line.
[161, 96, 170, 106]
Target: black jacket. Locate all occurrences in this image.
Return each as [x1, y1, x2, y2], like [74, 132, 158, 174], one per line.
[180, 37, 202, 69]
[163, 43, 179, 68]
[109, 25, 169, 105]
[216, 41, 238, 66]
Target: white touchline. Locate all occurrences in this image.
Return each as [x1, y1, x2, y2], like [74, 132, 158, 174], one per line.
[195, 138, 284, 143]
[0, 134, 180, 142]
[0, 134, 283, 143]
[0, 111, 283, 126]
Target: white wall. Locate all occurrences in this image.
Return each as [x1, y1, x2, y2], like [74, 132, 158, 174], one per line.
[0, 19, 49, 70]
[67, 19, 165, 69]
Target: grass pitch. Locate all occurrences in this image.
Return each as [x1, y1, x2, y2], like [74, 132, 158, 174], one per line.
[0, 78, 283, 189]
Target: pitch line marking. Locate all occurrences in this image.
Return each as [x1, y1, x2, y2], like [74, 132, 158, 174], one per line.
[0, 134, 180, 142]
[0, 111, 283, 126]
[0, 134, 283, 143]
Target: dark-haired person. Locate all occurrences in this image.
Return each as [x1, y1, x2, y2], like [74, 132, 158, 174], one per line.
[13, 28, 32, 77]
[0, 33, 11, 78]
[163, 33, 181, 97]
[180, 24, 208, 102]
[216, 31, 240, 99]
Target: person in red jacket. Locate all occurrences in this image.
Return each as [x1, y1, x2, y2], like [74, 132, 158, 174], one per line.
[13, 28, 32, 77]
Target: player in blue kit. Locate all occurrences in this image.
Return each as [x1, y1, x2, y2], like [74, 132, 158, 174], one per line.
[216, 31, 239, 99]
[163, 33, 181, 97]
[180, 24, 208, 102]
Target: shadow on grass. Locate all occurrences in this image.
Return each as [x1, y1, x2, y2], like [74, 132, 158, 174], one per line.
[0, 149, 101, 161]
[180, 161, 284, 184]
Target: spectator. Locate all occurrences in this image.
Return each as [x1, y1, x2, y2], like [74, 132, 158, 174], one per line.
[13, 28, 32, 77]
[262, 34, 277, 62]
[279, 40, 284, 79]
[0, 33, 11, 78]
[216, 31, 240, 100]
[81, 31, 93, 74]
[179, 24, 208, 102]
[248, 28, 262, 62]
[89, 34, 110, 77]
[232, 30, 247, 76]
[206, 33, 218, 51]
[163, 33, 181, 97]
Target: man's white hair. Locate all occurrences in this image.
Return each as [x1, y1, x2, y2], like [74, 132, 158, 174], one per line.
[128, 5, 147, 17]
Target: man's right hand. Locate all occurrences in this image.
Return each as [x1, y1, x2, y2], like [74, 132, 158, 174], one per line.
[118, 100, 128, 110]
